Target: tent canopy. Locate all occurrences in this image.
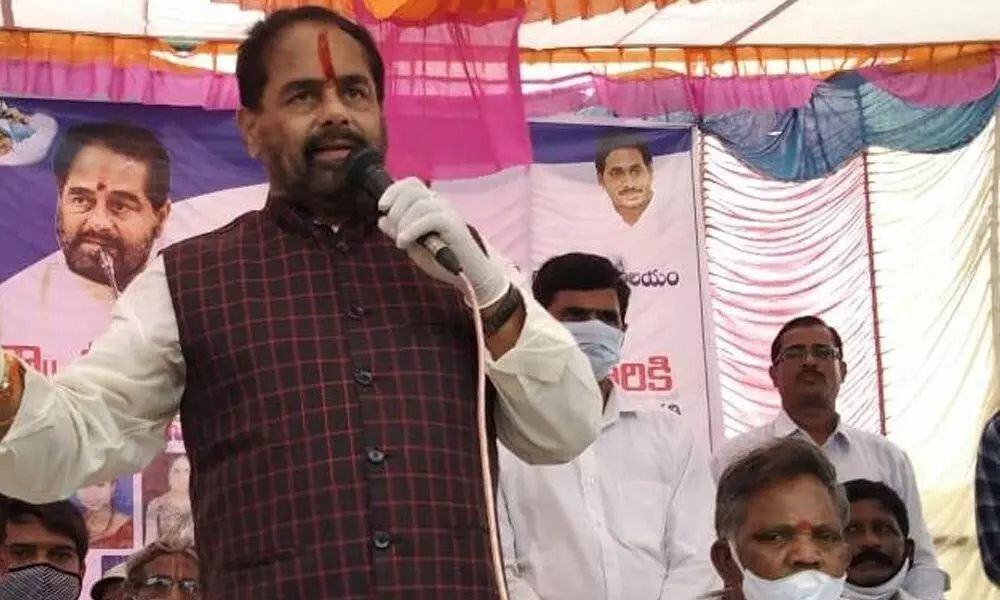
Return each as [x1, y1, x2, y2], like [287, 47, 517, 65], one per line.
[4, 0, 998, 48]
[520, 0, 1000, 49]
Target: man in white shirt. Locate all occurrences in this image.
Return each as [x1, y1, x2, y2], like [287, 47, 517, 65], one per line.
[499, 252, 717, 600]
[711, 316, 946, 599]
[0, 122, 171, 372]
[842, 479, 919, 600]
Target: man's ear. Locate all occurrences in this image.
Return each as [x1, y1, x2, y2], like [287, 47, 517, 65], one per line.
[710, 539, 741, 588]
[237, 108, 262, 159]
[768, 363, 779, 387]
[152, 201, 171, 239]
[903, 539, 916, 565]
[838, 359, 848, 381]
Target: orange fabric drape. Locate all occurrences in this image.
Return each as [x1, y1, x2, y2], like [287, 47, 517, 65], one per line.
[210, 0, 696, 24]
[2, 29, 995, 80]
[519, 44, 1000, 78]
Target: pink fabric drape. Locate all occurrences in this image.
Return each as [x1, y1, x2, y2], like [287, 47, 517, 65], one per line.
[701, 135, 883, 436]
[523, 73, 821, 117]
[857, 54, 1000, 107]
[362, 12, 531, 179]
[0, 12, 532, 180]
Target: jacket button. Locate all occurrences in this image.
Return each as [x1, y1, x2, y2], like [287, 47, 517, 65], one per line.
[347, 305, 365, 319]
[372, 531, 392, 551]
[366, 447, 386, 465]
[354, 368, 374, 386]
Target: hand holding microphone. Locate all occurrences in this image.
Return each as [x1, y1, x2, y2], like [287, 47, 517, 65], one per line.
[346, 147, 510, 307]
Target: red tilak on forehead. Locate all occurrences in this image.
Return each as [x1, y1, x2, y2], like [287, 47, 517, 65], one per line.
[96, 165, 108, 191]
[316, 32, 337, 81]
[793, 521, 815, 534]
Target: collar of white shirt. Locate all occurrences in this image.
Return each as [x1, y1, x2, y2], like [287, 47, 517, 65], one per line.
[601, 385, 643, 430]
[772, 409, 854, 449]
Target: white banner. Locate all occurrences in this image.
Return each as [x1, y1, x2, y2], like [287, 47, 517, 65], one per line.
[438, 119, 723, 454]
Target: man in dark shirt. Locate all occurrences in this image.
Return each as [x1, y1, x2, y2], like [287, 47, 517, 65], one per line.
[0, 6, 602, 600]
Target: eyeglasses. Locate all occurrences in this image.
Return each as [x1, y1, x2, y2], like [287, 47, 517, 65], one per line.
[136, 574, 200, 599]
[777, 344, 840, 362]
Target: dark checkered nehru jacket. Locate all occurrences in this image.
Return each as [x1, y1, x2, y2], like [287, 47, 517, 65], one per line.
[161, 199, 501, 600]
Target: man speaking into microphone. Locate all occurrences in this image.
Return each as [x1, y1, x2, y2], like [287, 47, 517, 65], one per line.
[0, 6, 603, 600]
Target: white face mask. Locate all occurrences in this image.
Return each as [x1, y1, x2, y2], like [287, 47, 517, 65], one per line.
[842, 560, 909, 600]
[562, 320, 624, 380]
[729, 542, 847, 600]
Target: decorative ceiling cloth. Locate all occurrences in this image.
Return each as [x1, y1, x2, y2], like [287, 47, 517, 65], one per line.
[5, 0, 997, 44]
[0, 0, 696, 33]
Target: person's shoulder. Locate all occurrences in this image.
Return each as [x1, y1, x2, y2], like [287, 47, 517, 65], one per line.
[841, 425, 917, 468]
[174, 210, 263, 246]
[161, 210, 265, 261]
[717, 421, 774, 454]
[980, 412, 1000, 449]
[842, 424, 906, 452]
[710, 422, 776, 477]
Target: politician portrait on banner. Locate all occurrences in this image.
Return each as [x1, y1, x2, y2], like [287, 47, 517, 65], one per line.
[0, 97, 268, 599]
[0, 121, 172, 373]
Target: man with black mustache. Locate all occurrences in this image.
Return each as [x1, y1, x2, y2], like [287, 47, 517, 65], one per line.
[0, 122, 170, 369]
[51, 122, 171, 294]
[0, 6, 602, 600]
[842, 479, 917, 600]
[711, 316, 946, 600]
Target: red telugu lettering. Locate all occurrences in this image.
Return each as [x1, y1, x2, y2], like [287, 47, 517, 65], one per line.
[609, 355, 674, 392]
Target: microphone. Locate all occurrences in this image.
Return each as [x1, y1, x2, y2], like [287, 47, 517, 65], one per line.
[345, 146, 463, 275]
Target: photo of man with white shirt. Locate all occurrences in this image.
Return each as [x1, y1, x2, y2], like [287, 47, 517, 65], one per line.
[0, 121, 171, 370]
[498, 252, 718, 600]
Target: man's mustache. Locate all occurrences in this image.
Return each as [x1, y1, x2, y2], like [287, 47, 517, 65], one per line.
[70, 233, 121, 256]
[304, 127, 367, 158]
[797, 367, 824, 381]
[850, 548, 896, 568]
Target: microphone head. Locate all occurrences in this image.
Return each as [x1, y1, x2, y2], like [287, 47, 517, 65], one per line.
[345, 145, 385, 185]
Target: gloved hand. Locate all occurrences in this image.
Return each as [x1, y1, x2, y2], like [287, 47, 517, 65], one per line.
[377, 177, 510, 307]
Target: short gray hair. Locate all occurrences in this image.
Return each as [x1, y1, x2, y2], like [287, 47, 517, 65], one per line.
[715, 437, 849, 540]
[124, 536, 199, 594]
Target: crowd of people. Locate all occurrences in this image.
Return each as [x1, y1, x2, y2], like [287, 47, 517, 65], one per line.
[0, 5, 999, 600]
[495, 252, 945, 600]
[0, 494, 198, 599]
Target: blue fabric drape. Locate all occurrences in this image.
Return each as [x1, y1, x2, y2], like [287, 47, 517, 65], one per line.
[580, 75, 1000, 181]
[700, 76, 999, 181]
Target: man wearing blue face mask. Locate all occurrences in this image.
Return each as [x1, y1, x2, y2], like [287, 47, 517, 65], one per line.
[710, 437, 851, 600]
[497, 252, 718, 600]
[0, 498, 88, 600]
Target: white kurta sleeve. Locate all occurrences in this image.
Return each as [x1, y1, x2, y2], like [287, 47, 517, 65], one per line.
[0, 256, 185, 502]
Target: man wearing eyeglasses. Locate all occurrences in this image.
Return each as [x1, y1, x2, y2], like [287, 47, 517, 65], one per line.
[710, 315, 946, 600]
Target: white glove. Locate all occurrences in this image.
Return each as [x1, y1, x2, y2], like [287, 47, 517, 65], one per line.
[377, 177, 510, 307]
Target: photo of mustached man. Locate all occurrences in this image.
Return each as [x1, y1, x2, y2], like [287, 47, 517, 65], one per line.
[55, 122, 171, 294]
[0, 122, 170, 371]
[595, 134, 654, 227]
